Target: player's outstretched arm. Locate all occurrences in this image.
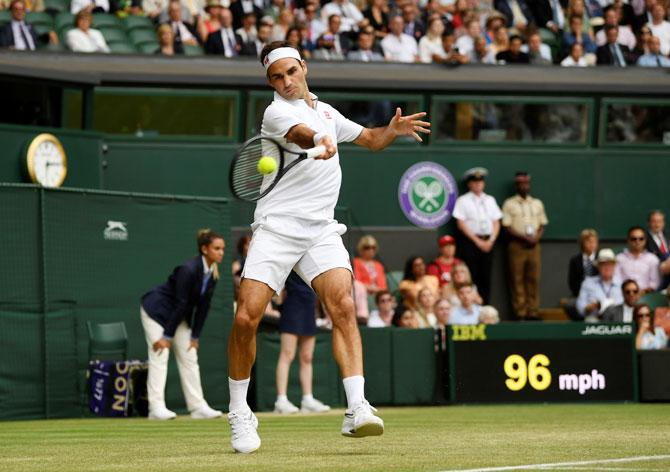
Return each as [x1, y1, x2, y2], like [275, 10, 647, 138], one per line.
[285, 123, 337, 159]
[354, 107, 431, 152]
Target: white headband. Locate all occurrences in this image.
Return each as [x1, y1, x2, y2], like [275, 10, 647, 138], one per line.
[263, 47, 302, 71]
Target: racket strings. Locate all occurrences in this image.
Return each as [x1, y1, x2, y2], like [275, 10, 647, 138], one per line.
[230, 139, 280, 201]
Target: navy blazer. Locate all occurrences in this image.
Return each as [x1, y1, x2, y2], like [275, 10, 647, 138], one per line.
[494, 0, 535, 28]
[568, 253, 598, 297]
[141, 255, 217, 339]
[0, 22, 40, 49]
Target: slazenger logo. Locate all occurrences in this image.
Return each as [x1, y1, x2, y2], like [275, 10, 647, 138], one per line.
[104, 221, 128, 241]
[581, 325, 632, 336]
[398, 162, 457, 229]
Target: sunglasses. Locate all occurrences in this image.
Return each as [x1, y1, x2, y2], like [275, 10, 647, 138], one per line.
[624, 289, 639, 294]
[636, 312, 651, 317]
[629, 237, 645, 241]
[378, 297, 394, 303]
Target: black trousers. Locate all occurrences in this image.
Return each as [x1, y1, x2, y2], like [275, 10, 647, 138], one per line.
[457, 235, 493, 304]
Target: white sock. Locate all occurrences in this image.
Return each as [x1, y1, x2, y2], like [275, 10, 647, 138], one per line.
[228, 377, 250, 412]
[342, 375, 365, 410]
[302, 394, 314, 402]
[276, 394, 288, 402]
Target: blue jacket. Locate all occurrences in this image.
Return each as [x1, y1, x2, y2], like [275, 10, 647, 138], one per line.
[141, 256, 216, 339]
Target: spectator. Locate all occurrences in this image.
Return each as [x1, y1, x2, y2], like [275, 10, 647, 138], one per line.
[0, 0, 57, 50]
[367, 291, 395, 327]
[434, 298, 451, 328]
[596, 25, 634, 65]
[502, 171, 548, 321]
[156, 23, 183, 55]
[402, 4, 425, 41]
[156, 0, 197, 25]
[449, 283, 482, 325]
[418, 15, 446, 63]
[470, 36, 497, 63]
[273, 272, 331, 414]
[427, 235, 461, 291]
[479, 305, 500, 324]
[363, 0, 389, 40]
[2, 0, 44, 11]
[496, 34, 530, 63]
[645, 210, 669, 289]
[392, 307, 421, 328]
[577, 248, 623, 321]
[205, 7, 241, 56]
[445, 262, 484, 306]
[654, 291, 670, 336]
[167, 0, 199, 50]
[602, 279, 641, 323]
[347, 27, 384, 61]
[637, 35, 670, 66]
[631, 25, 653, 60]
[230, 0, 263, 31]
[616, 226, 660, 293]
[381, 15, 419, 62]
[66, 10, 110, 53]
[595, 7, 636, 50]
[271, 7, 293, 42]
[448, 0, 470, 32]
[286, 26, 310, 58]
[494, 0, 535, 34]
[490, 25, 509, 55]
[240, 20, 270, 56]
[301, 2, 325, 50]
[263, 0, 284, 22]
[453, 167, 502, 304]
[568, 228, 599, 297]
[647, 3, 670, 56]
[563, 15, 597, 55]
[566, 0, 593, 37]
[523, 31, 552, 64]
[455, 18, 481, 56]
[634, 303, 668, 350]
[197, 0, 223, 43]
[236, 12, 258, 44]
[314, 14, 351, 60]
[561, 42, 589, 65]
[352, 235, 388, 297]
[71, 0, 109, 14]
[398, 255, 440, 310]
[485, 11, 507, 44]
[416, 287, 437, 327]
[529, 0, 566, 34]
[321, 0, 366, 33]
[436, 30, 470, 65]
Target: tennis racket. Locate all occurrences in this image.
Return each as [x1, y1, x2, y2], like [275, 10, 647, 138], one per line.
[228, 136, 326, 202]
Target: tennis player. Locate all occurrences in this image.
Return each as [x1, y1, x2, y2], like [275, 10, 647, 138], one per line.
[227, 41, 431, 453]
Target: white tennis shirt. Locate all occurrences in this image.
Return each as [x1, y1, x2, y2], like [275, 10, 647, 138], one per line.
[256, 91, 363, 223]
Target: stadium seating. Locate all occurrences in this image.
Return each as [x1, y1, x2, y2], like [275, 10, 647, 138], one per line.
[91, 13, 122, 30]
[108, 42, 137, 54]
[87, 321, 128, 361]
[0, 9, 12, 25]
[55, 12, 75, 32]
[99, 27, 129, 44]
[183, 44, 204, 56]
[44, 0, 69, 13]
[386, 270, 403, 300]
[123, 15, 154, 32]
[640, 291, 667, 311]
[136, 42, 159, 54]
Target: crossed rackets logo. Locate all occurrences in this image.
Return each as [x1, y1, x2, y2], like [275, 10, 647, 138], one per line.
[411, 177, 445, 213]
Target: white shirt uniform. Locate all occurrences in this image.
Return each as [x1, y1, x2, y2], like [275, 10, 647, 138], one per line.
[452, 191, 502, 236]
[381, 33, 418, 63]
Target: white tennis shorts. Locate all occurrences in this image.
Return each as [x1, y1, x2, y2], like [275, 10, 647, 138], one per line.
[241, 215, 352, 292]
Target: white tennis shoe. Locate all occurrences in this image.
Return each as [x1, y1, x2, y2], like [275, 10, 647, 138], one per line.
[148, 407, 177, 420]
[190, 405, 223, 419]
[341, 400, 384, 438]
[228, 409, 261, 454]
[274, 397, 299, 414]
[300, 397, 331, 413]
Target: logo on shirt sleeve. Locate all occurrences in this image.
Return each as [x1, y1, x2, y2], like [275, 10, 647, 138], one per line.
[323, 110, 332, 119]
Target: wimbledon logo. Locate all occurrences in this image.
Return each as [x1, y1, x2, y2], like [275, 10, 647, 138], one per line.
[398, 162, 457, 229]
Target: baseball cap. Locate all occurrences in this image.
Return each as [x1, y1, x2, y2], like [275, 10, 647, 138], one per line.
[597, 248, 616, 264]
[438, 235, 455, 247]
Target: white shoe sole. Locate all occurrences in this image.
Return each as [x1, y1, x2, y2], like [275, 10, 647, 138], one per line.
[301, 407, 331, 414]
[342, 420, 384, 438]
[233, 441, 261, 454]
[148, 415, 176, 421]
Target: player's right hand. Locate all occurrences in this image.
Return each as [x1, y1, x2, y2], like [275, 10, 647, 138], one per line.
[315, 135, 337, 160]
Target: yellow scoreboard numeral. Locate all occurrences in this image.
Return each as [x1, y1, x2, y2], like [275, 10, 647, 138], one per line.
[504, 354, 552, 392]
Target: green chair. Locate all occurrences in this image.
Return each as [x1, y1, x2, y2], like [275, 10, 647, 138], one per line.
[0, 10, 11, 25]
[26, 12, 54, 29]
[640, 292, 668, 311]
[183, 44, 204, 56]
[87, 321, 128, 361]
[44, 0, 68, 13]
[386, 270, 404, 300]
[123, 15, 154, 32]
[91, 13, 122, 29]
[100, 27, 128, 43]
[136, 41, 159, 54]
[108, 41, 137, 54]
[129, 28, 157, 46]
[55, 12, 75, 32]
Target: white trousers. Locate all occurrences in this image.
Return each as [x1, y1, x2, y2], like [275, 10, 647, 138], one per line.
[140, 307, 207, 412]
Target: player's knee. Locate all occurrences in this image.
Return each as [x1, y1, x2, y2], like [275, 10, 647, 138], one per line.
[234, 309, 261, 333]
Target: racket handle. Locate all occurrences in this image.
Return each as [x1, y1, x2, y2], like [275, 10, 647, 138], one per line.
[306, 145, 326, 159]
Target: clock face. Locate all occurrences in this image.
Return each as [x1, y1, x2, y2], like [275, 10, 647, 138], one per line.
[26, 134, 67, 188]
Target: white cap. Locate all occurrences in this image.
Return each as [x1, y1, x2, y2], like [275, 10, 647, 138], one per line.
[597, 248, 616, 264]
[262, 47, 302, 71]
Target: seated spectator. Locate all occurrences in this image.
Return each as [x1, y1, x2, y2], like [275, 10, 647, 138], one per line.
[455, 18, 481, 56]
[240, 20, 270, 57]
[616, 226, 660, 293]
[602, 279, 640, 323]
[449, 0, 471, 32]
[321, 0, 366, 34]
[0, 0, 57, 50]
[314, 14, 350, 60]
[496, 34, 530, 63]
[568, 228, 599, 297]
[490, 25, 509, 56]
[402, 4, 425, 42]
[205, 8, 242, 56]
[561, 42, 589, 66]
[485, 11, 507, 45]
[435, 30, 470, 65]
[529, 0, 566, 34]
[285, 26, 310, 58]
[631, 25, 652, 60]
[637, 35, 670, 67]
[156, 23, 183, 55]
[197, 0, 222, 43]
[434, 298, 451, 329]
[300, 1, 325, 50]
[368, 291, 395, 327]
[418, 15, 446, 63]
[66, 10, 110, 53]
[362, 0, 388, 40]
[577, 248, 623, 321]
[235, 12, 257, 45]
[1, 0, 44, 11]
[347, 27, 384, 61]
[398, 255, 440, 310]
[444, 262, 484, 306]
[230, 0, 263, 31]
[427, 235, 461, 289]
[523, 31, 552, 64]
[479, 305, 500, 324]
[352, 235, 387, 296]
[263, 0, 283, 22]
[494, 0, 535, 35]
[654, 290, 670, 336]
[71, 0, 109, 14]
[167, 0, 199, 49]
[563, 15, 597, 55]
[646, 210, 669, 290]
[470, 36, 497, 63]
[392, 307, 421, 328]
[566, 0, 594, 38]
[381, 15, 418, 63]
[271, 7, 293, 42]
[416, 287, 437, 327]
[449, 283, 482, 325]
[596, 25, 634, 65]
[634, 303, 668, 350]
[595, 7, 636, 51]
[647, 3, 670, 56]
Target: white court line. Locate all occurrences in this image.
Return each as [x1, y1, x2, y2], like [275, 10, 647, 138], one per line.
[547, 468, 667, 472]
[439, 455, 670, 472]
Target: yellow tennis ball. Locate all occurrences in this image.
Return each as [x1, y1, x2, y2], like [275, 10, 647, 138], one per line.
[257, 156, 277, 175]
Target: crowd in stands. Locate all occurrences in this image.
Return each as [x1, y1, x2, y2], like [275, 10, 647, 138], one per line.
[2, 0, 670, 67]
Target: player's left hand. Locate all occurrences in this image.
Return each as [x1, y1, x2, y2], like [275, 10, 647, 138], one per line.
[389, 108, 431, 142]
